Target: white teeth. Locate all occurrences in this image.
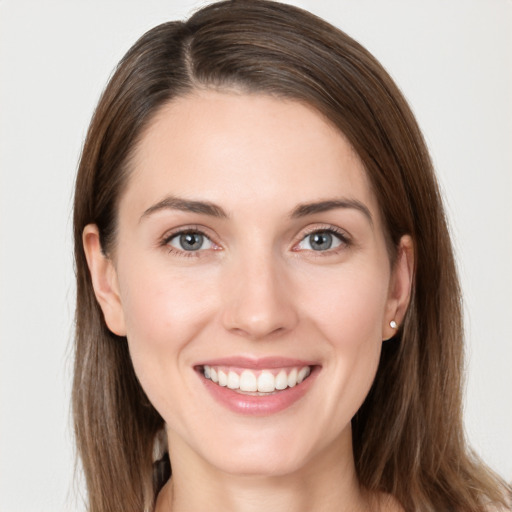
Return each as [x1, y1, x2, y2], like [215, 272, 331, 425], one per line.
[275, 370, 288, 390]
[287, 368, 298, 388]
[203, 365, 312, 393]
[257, 371, 275, 392]
[218, 370, 228, 387]
[227, 371, 239, 389]
[297, 366, 311, 383]
[239, 370, 257, 392]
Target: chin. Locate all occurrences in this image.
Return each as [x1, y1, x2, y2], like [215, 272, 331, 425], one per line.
[194, 422, 339, 479]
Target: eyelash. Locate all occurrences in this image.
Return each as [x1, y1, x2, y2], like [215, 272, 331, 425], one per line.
[161, 226, 217, 258]
[293, 225, 351, 255]
[160, 225, 351, 257]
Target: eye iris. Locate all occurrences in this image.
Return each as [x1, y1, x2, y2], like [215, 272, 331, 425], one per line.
[310, 232, 332, 251]
[180, 233, 203, 251]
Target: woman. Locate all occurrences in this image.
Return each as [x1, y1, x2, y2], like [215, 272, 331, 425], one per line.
[72, 1, 511, 511]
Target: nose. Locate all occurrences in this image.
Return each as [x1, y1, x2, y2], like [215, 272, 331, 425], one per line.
[220, 251, 299, 340]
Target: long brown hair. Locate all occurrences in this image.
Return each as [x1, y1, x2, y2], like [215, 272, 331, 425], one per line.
[72, 1, 510, 511]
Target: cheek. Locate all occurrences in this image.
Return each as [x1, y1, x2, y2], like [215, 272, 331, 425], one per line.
[119, 261, 217, 348]
[302, 262, 390, 344]
[115, 259, 218, 406]
[299, 264, 389, 414]
[114, 262, 224, 441]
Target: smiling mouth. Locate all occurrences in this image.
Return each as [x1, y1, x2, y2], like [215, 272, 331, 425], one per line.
[200, 365, 312, 395]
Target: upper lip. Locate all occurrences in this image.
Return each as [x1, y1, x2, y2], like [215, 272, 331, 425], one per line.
[195, 356, 318, 370]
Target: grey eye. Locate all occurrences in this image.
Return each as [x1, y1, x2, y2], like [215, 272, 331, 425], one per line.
[309, 232, 333, 251]
[297, 231, 343, 251]
[169, 232, 213, 251]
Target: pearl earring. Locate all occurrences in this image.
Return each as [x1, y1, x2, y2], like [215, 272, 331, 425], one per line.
[389, 320, 398, 329]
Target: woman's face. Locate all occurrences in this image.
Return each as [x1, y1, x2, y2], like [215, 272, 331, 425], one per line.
[85, 90, 412, 477]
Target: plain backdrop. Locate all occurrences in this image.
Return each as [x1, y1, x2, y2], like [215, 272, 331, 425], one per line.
[0, 1, 511, 510]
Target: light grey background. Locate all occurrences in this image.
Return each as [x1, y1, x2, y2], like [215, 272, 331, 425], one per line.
[1, 1, 510, 510]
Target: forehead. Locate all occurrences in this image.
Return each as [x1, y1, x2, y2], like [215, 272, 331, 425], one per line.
[122, 90, 380, 221]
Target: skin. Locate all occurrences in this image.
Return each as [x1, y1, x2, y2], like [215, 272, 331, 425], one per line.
[84, 90, 413, 512]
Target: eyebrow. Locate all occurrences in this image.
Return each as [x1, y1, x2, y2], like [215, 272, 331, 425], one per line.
[140, 196, 228, 221]
[291, 199, 373, 226]
[140, 196, 373, 225]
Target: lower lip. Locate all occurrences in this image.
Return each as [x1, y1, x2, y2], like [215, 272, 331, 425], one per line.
[199, 367, 319, 416]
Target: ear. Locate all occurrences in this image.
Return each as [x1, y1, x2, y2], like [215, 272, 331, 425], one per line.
[82, 224, 127, 336]
[382, 235, 414, 341]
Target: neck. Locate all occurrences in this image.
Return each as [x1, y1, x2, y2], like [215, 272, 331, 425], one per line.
[155, 428, 373, 512]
